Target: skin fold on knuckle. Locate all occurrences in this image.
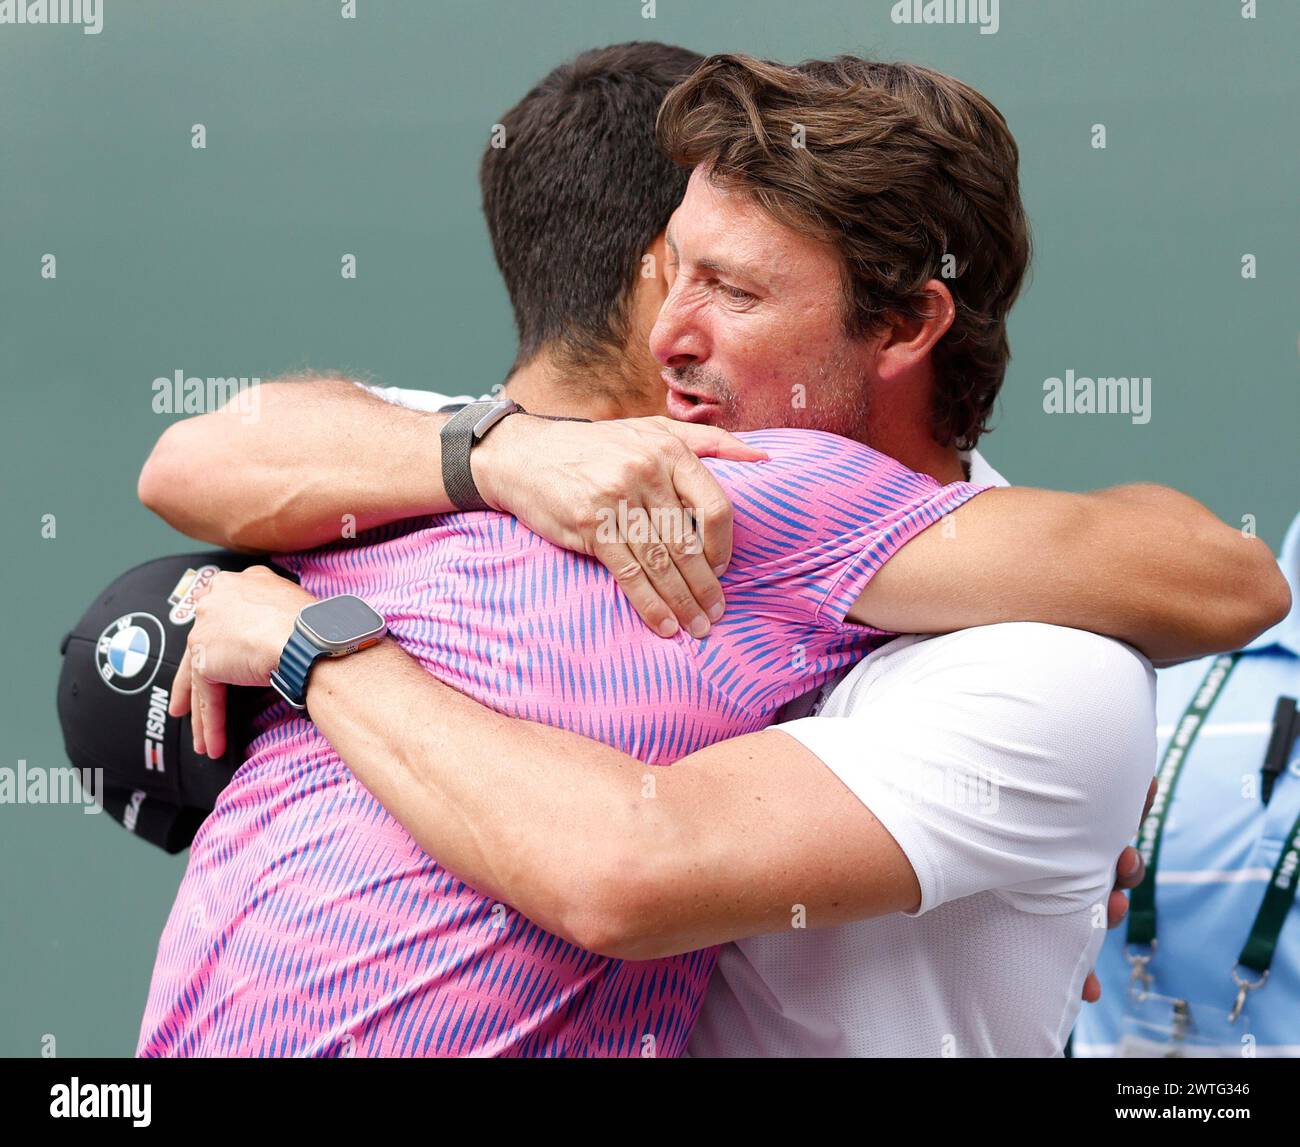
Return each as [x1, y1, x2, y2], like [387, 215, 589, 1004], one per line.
[641, 544, 673, 575]
[610, 559, 647, 587]
[668, 533, 700, 561]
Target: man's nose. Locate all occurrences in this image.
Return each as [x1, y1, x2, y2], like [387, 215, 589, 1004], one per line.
[649, 292, 707, 368]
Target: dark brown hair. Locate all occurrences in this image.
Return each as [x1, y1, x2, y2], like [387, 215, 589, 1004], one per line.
[480, 42, 704, 375]
[657, 53, 1031, 450]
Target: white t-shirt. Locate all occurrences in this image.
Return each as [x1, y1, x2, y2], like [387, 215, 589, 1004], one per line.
[361, 384, 1158, 1056]
[361, 383, 483, 411]
[688, 624, 1157, 1058]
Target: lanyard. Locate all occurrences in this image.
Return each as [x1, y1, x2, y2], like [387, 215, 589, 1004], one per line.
[1123, 651, 1300, 1019]
[1229, 804, 1300, 1019]
[1127, 653, 1242, 949]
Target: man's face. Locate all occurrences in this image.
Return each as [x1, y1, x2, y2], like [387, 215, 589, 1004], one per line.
[649, 167, 874, 436]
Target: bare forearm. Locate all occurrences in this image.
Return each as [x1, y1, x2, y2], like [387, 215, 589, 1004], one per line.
[305, 641, 916, 960]
[138, 379, 456, 550]
[1086, 484, 1289, 655]
[306, 641, 668, 951]
[1062, 484, 1288, 657]
[853, 483, 1290, 661]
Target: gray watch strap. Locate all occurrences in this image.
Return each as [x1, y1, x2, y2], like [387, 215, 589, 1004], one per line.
[439, 399, 593, 512]
[440, 402, 499, 511]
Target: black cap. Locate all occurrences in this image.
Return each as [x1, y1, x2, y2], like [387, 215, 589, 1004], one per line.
[56, 551, 290, 853]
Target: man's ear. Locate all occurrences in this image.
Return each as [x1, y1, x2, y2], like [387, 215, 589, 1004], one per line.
[873, 279, 956, 383]
[627, 231, 672, 339]
[641, 232, 671, 301]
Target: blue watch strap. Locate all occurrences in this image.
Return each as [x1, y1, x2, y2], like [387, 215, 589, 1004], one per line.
[269, 627, 324, 710]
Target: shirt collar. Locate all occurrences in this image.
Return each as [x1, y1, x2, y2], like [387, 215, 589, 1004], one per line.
[1244, 509, 1300, 658]
[961, 448, 1011, 488]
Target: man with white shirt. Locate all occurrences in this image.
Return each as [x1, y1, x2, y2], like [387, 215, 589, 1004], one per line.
[137, 47, 1286, 1055]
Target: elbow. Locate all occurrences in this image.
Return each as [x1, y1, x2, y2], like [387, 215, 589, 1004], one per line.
[1115, 487, 1291, 657]
[555, 836, 679, 961]
[1190, 529, 1291, 653]
[137, 422, 191, 523]
[560, 906, 640, 962]
[137, 416, 266, 552]
[1225, 535, 1291, 647]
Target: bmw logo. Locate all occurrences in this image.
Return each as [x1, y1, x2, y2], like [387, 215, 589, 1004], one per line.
[95, 612, 166, 696]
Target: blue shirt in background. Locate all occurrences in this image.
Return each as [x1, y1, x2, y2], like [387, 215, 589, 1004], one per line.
[1073, 511, 1300, 1056]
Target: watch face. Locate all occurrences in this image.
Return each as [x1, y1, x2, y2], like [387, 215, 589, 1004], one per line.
[299, 595, 386, 648]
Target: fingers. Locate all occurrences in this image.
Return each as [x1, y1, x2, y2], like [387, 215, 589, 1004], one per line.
[1115, 845, 1145, 892]
[597, 539, 687, 639]
[660, 419, 770, 463]
[625, 474, 721, 637]
[1106, 887, 1131, 931]
[1081, 971, 1102, 1004]
[168, 646, 194, 718]
[190, 670, 228, 760]
[668, 525, 728, 631]
[580, 419, 757, 637]
[202, 679, 228, 760]
[1097, 781, 1152, 940]
[595, 450, 728, 637]
[669, 451, 736, 579]
[190, 665, 207, 758]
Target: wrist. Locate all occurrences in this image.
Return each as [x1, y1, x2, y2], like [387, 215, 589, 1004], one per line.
[305, 631, 393, 704]
[262, 593, 316, 682]
[262, 606, 301, 683]
[469, 411, 533, 512]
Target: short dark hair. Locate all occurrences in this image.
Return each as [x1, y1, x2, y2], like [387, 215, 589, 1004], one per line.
[480, 42, 704, 373]
[658, 54, 1031, 450]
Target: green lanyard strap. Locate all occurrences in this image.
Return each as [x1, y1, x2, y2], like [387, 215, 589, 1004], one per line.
[1227, 807, 1300, 1020]
[1127, 653, 1242, 949]
[1123, 650, 1300, 1018]
[1239, 808, 1300, 974]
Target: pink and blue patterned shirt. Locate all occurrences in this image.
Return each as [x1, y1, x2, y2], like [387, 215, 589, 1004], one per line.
[137, 428, 987, 1057]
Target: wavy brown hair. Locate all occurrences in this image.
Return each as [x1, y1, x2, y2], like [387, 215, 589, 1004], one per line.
[657, 54, 1031, 450]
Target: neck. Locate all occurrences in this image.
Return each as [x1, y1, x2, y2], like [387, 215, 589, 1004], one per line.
[502, 351, 659, 422]
[860, 371, 966, 484]
[868, 427, 965, 485]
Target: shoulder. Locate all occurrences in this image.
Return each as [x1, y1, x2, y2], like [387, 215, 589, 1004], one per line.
[873, 623, 1156, 822]
[861, 623, 1156, 761]
[710, 428, 913, 488]
[703, 427, 953, 535]
[786, 623, 1157, 909]
[883, 622, 1154, 687]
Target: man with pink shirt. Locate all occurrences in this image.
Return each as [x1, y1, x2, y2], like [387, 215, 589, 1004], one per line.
[139, 429, 985, 1056]
[137, 46, 1288, 1056]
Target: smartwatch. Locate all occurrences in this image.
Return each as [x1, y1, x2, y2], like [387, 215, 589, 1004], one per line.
[440, 399, 523, 511]
[439, 398, 593, 511]
[269, 594, 388, 712]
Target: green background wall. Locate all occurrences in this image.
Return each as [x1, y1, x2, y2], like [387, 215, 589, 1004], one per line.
[1, 0, 1296, 1055]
